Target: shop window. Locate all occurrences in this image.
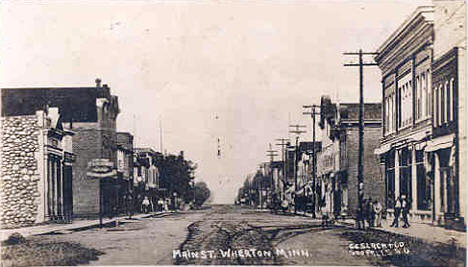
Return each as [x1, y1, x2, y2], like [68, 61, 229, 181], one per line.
[399, 148, 412, 200]
[385, 151, 395, 208]
[416, 150, 430, 210]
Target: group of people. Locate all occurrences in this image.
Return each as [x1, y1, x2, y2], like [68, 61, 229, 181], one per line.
[390, 195, 411, 228]
[122, 191, 170, 219]
[358, 198, 383, 229]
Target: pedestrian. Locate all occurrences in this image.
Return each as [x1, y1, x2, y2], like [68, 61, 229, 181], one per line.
[124, 191, 134, 219]
[390, 196, 401, 227]
[158, 198, 164, 211]
[401, 195, 411, 228]
[142, 196, 151, 214]
[362, 198, 369, 228]
[368, 198, 375, 228]
[373, 200, 383, 227]
[356, 208, 365, 229]
[281, 199, 289, 214]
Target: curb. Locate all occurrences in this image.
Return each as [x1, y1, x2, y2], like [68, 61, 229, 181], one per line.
[1, 211, 174, 241]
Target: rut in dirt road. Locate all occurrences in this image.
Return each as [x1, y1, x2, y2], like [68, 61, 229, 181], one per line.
[174, 213, 333, 265]
[175, 219, 278, 265]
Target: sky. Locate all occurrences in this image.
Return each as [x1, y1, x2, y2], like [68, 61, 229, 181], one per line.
[0, 0, 431, 203]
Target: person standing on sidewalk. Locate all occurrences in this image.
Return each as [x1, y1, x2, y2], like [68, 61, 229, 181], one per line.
[373, 200, 383, 227]
[124, 191, 134, 219]
[390, 196, 401, 227]
[401, 195, 411, 228]
[142, 196, 151, 214]
[367, 198, 375, 228]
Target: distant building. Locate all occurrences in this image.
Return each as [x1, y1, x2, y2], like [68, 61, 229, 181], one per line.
[2, 79, 120, 218]
[296, 141, 321, 198]
[0, 106, 74, 227]
[318, 96, 382, 218]
[134, 148, 160, 210]
[116, 132, 134, 211]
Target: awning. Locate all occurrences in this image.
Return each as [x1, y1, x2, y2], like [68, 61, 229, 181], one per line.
[425, 134, 455, 152]
[374, 143, 392, 155]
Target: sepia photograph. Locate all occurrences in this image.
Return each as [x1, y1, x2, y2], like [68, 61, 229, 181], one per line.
[0, 0, 466, 266]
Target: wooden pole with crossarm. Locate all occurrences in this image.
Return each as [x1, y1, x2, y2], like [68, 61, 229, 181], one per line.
[343, 49, 378, 228]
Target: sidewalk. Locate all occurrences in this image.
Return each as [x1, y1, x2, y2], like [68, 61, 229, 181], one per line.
[337, 218, 466, 248]
[271, 209, 466, 248]
[0, 211, 173, 242]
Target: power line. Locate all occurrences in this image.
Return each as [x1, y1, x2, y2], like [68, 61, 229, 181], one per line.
[303, 104, 320, 218]
[343, 49, 378, 229]
[288, 124, 306, 214]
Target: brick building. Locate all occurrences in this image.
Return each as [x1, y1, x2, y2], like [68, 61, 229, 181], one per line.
[318, 96, 382, 218]
[0, 106, 74, 227]
[2, 79, 120, 218]
[374, 2, 465, 229]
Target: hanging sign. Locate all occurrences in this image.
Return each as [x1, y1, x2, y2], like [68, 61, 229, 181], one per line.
[87, 158, 117, 179]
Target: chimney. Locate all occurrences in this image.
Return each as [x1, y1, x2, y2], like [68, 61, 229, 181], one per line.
[180, 151, 184, 158]
[103, 84, 109, 89]
[95, 78, 102, 88]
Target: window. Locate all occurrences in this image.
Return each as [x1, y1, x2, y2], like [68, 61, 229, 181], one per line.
[426, 70, 432, 117]
[447, 79, 451, 122]
[386, 151, 396, 208]
[422, 73, 427, 117]
[398, 86, 402, 128]
[450, 78, 455, 121]
[416, 150, 430, 210]
[441, 82, 446, 124]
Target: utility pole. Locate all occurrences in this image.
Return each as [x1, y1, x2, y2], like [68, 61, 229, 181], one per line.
[289, 124, 306, 214]
[266, 143, 278, 209]
[343, 49, 378, 228]
[275, 138, 289, 201]
[303, 105, 320, 218]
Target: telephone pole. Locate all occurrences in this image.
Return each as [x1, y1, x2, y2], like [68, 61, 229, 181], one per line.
[289, 124, 306, 214]
[343, 49, 378, 228]
[275, 138, 289, 201]
[303, 104, 320, 218]
[266, 143, 278, 208]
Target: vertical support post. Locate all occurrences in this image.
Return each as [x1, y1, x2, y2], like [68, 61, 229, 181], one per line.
[357, 49, 364, 221]
[99, 179, 103, 228]
[312, 108, 317, 218]
[294, 136, 299, 214]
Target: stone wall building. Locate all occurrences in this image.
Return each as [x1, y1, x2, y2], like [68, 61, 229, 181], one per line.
[0, 107, 74, 227]
[2, 79, 120, 218]
[318, 96, 382, 218]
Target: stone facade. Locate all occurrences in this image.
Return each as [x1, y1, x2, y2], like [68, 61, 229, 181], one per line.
[1, 107, 74, 228]
[1, 115, 41, 227]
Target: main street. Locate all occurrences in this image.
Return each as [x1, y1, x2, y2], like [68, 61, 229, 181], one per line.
[19, 205, 465, 266]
